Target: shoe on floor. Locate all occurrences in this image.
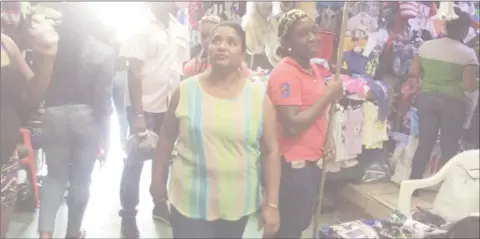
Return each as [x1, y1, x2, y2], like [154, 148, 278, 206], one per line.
[121, 217, 139, 239]
[153, 203, 171, 226]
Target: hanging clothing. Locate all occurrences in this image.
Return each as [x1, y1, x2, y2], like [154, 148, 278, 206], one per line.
[296, 2, 317, 20]
[363, 102, 388, 149]
[242, 2, 277, 55]
[169, 77, 265, 221]
[317, 30, 335, 61]
[345, 104, 365, 157]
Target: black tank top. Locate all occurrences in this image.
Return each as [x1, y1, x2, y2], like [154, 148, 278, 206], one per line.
[0, 42, 27, 165]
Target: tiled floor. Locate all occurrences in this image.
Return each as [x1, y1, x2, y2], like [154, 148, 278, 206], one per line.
[7, 115, 367, 238]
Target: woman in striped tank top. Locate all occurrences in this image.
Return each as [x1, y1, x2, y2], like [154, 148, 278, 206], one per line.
[151, 22, 281, 238]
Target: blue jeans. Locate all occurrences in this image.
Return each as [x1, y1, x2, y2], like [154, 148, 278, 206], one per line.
[119, 108, 165, 217]
[38, 105, 100, 234]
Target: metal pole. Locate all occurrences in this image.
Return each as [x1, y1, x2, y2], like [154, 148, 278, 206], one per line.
[311, 2, 352, 238]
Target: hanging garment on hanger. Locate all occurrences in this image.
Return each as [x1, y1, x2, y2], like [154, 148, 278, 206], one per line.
[265, 41, 280, 67]
[332, 104, 355, 162]
[399, 1, 419, 19]
[242, 2, 277, 55]
[344, 104, 365, 158]
[407, 3, 437, 38]
[317, 30, 336, 61]
[188, 2, 203, 30]
[318, 7, 339, 31]
[350, 1, 382, 19]
[363, 102, 388, 149]
[347, 12, 378, 33]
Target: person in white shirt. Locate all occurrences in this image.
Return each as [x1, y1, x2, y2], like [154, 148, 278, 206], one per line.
[118, 3, 189, 238]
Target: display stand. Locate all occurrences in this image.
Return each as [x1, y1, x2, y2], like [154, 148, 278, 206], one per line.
[311, 2, 352, 238]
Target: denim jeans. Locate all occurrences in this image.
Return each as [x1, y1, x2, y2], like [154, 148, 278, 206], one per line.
[410, 92, 466, 179]
[170, 206, 249, 239]
[38, 105, 100, 234]
[275, 157, 321, 239]
[119, 107, 165, 217]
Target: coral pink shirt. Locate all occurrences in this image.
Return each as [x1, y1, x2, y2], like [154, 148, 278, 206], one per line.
[267, 57, 329, 162]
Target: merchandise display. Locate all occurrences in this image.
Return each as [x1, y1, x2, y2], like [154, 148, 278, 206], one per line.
[9, 1, 479, 237]
[319, 210, 480, 239]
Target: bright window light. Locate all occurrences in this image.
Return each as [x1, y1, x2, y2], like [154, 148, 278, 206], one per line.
[90, 2, 149, 42]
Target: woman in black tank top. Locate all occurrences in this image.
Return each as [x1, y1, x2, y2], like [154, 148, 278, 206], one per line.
[0, 32, 57, 238]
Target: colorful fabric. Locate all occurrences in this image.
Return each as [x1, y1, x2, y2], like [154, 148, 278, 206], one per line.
[363, 102, 388, 149]
[1, 154, 19, 209]
[169, 77, 265, 221]
[399, 1, 418, 19]
[418, 37, 479, 100]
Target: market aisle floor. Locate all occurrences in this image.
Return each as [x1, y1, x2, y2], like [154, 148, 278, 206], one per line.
[7, 114, 366, 238]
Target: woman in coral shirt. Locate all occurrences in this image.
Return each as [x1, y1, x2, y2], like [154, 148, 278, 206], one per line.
[267, 9, 343, 239]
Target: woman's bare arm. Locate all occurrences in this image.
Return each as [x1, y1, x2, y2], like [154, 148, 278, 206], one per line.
[151, 88, 180, 199]
[1, 33, 56, 107]
[261, 95, 281, 206]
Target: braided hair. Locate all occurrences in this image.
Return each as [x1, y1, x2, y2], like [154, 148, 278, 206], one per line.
[276, 9, 309, 57]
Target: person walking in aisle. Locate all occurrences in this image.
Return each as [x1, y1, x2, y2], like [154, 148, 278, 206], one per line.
[150, 21, 281, 238]
[118, 2, 189, 238]
[266, 9, 343, 239]
[409, 8, 479, 182]
[1, 7, 57, 238]
[183, 15, 221, 77]
[36, 3, 114, 238]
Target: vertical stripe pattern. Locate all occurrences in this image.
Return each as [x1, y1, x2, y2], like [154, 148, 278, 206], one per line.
[169, 77, 266, 221]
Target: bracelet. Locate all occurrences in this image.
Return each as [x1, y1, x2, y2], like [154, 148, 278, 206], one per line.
[265, 202, 278, 210]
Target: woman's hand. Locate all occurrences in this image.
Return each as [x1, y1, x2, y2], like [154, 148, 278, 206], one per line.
[258, 204, 280, 238]
[150, 181, 167, 204]
[31, 38, 58, 56]
[326, 79, 344, 102]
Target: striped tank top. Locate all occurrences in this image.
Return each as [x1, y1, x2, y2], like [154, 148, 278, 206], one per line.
[169, 76, 265, 221]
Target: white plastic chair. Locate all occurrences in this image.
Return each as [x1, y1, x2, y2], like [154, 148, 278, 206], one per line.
[398, 150, 480, 221]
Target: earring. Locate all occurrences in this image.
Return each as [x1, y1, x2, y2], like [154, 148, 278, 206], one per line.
[288, 48, 292, 52]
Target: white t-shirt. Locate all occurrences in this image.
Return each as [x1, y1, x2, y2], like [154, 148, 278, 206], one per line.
[120, 14, 189, 113]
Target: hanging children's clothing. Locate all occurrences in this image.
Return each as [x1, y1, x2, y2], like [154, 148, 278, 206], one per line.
[332, 105, 351, 162]
[317, 30, 336, 61]
[363, 102, 388, 149]
[345, 104, 365, 157]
